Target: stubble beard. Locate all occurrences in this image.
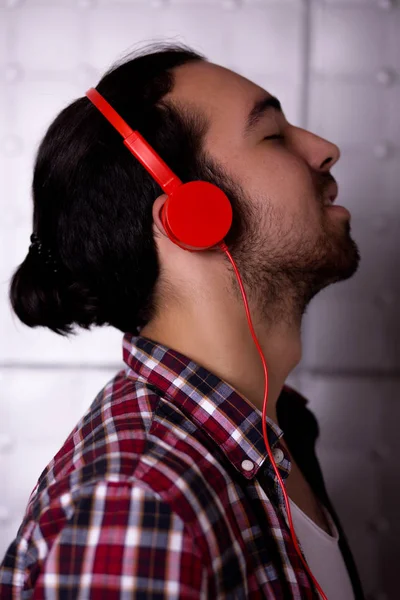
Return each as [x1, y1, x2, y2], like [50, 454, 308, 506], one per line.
[227, 195, 361, 328]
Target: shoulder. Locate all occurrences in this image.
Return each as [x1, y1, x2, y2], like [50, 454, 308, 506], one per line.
[60, 370, 219, 520]
[27, 370, 196, 518]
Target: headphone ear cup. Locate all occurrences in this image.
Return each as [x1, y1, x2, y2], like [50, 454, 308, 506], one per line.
[160, 198, 189, 251]
[161, 181, 232, 251]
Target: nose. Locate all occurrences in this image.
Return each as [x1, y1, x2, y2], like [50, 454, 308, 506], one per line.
[291, 126, 341, 172]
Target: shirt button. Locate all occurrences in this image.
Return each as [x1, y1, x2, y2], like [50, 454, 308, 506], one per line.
[272, 448, 285, 464]
[242, 459, 254, 472]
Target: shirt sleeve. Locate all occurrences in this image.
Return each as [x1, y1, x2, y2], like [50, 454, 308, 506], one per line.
[32, 480, 208, 599]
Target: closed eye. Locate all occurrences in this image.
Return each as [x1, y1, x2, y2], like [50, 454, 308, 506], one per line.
[264, 134, 284, 141]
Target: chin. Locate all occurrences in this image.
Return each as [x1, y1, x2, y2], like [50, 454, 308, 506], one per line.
[305, 224, 360, 298]
[322, 234, 361, 288]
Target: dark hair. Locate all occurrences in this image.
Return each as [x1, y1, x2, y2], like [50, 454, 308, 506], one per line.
[10, 42, 248, 336]
[10, 43, 210, 335]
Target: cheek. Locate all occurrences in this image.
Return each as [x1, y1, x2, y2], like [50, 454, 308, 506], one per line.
[216, 147, 322, 231]
[247, 157, 319, 217]
[251, 169, 324, 241]
[237, 148, 306, 191]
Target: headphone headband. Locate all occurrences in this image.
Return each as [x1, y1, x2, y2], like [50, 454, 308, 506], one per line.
[86, 88, 181, 196]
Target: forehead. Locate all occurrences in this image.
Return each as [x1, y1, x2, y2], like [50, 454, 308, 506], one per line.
[169, 61, 268, 146]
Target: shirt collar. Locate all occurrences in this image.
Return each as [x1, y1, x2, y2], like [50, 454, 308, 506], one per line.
[122, 333, 291, 482]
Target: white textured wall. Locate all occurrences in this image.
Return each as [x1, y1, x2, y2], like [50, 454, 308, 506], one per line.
[0, 1, 399, 598]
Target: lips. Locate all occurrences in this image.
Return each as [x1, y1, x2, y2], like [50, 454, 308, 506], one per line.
[322, 181, 338, 207]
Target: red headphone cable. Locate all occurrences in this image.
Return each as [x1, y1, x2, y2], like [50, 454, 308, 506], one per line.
[218, 241, 328, 600]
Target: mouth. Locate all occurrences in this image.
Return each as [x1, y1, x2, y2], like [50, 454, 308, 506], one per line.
[322, 181, 338, 207]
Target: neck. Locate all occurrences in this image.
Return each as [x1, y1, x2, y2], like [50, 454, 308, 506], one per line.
[140, 260, 302, 425]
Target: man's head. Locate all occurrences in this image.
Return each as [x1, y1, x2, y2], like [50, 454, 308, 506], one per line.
[10, 43, 359, 335]
[153, 60, 359, 326]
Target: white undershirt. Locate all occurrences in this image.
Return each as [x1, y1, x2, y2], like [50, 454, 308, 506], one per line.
[289, 498, 355, 600]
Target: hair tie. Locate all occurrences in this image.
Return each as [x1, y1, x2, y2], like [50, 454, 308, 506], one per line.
[29, 233, 59, 274]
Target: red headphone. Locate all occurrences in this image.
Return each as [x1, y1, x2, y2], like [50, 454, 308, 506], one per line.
[86, 87, 232, 252]
[85, 86, 328, 600]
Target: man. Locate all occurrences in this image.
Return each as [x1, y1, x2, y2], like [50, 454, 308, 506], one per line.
[0, 43, 364, 598]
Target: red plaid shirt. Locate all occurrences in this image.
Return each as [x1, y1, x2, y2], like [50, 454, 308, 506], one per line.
[0, 333, 363, 599]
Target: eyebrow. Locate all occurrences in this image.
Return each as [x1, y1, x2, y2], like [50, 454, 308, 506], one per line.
[244, 95, 283, 136]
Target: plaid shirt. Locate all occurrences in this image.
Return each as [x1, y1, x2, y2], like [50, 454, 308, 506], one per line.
[0, 333, 364, 599]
